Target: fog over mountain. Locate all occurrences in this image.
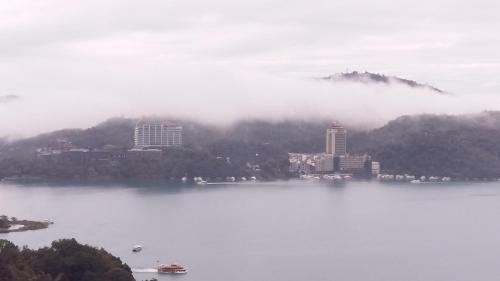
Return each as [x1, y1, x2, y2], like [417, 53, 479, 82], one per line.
[3, 69, 500, 138]
[321, 71, 446, 94]
[0, 95, 20, 104]
[2, 0, 500, 137]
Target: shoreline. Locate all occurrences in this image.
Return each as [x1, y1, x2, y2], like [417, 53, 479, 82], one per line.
[0, 219, 49, 234]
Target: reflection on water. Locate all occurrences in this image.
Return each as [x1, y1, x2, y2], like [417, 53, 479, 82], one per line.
[131, 268, 157, 273]
[2, 180, 500, 281]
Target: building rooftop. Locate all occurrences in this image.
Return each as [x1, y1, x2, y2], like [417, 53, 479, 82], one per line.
[135, 119, 180, 127]
[329, 122, 345, 129]
[128, 148, 162, 152]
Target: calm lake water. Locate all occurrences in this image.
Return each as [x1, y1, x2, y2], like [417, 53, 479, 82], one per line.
[2, 180, 500, 281]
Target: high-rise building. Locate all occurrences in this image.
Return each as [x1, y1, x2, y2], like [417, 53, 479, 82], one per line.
[134, 120, 182, 147]
[325, 122, 346, 156]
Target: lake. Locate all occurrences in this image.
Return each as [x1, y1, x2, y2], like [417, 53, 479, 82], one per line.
[2, 180, 500, 281]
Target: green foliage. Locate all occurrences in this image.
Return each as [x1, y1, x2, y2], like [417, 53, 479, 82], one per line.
[350, 112, 500, 178]
[0, 239, 133, 281]
[0, 216, 9, 229]
[0, 118, 311, 181]
[4, 112, 500, 181]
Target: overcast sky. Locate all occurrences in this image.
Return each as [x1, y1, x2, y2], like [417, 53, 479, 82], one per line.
[1, 0, 500, 136]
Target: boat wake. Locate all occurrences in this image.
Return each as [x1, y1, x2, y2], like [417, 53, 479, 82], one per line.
[131, 268, 157, 273]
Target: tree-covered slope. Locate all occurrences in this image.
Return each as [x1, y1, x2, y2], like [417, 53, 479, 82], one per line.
[0, 118, 330, 180]
[3, 112, 500, 180]
[0, 239, 134, 281]
[321, 71, 446, 94]
[350, 112, 500, 178]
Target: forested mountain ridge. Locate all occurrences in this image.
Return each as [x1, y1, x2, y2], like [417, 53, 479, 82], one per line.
[350, 112, 500, 178]
[2, 112, 500, 180]
[321, 71, 446, 94]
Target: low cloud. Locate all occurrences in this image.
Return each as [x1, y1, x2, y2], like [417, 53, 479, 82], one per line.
[1, 65, 500, 137]
[2, 1, 500, 137]
[0, 95, 20, 104]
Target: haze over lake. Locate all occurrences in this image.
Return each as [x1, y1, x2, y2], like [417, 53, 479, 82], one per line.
[2, 180, 500, 281]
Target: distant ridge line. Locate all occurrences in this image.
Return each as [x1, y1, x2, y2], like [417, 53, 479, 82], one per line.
[319, 71, 447, 94]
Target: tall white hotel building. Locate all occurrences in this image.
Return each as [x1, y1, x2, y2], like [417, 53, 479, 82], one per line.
[134, 119, 183, 147]
[325, 122, 347, 156]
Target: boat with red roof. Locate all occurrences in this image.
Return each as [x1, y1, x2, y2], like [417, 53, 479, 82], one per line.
[157, 263, 188, 274]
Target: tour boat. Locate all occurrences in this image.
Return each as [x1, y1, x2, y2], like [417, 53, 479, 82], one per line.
[158, 263, 188, 274]
[132, 245, 142, 252]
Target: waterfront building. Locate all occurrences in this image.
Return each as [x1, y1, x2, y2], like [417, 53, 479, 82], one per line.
[335, 154, 370, 173]
[60, 148, 91, 163]
[134, 119, 182, 147]
[371, 161, 381, 175]
[288, 153, 315, 174]
[316, 154, 335, 173]
[288, 153, 335, 174]
[326, 122, 347, 156]
[126, 148, 163, 161]
[289, 122, 379, 178]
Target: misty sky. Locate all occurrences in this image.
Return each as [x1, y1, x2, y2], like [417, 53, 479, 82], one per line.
[1, 0, 500, 137]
